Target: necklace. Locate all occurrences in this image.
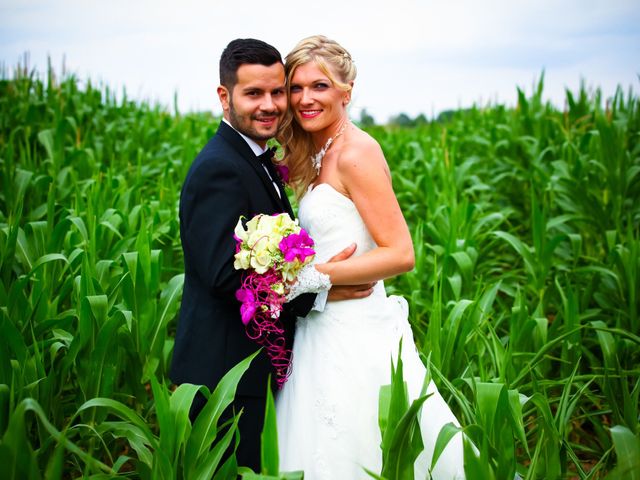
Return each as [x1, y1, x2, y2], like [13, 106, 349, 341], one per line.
[310, 120, 348, 175]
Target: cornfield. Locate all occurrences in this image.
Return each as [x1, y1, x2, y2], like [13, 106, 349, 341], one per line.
[1, 65, 638, 479]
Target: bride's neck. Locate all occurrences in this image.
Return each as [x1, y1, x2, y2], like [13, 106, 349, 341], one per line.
[312, 117, 348, 150]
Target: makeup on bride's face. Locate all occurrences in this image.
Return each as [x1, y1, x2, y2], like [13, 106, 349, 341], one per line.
[289, 61, 345, 135]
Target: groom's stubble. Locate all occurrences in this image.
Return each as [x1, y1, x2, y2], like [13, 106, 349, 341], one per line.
[218, 62, 287, 147]
[228, 94, 282, 144]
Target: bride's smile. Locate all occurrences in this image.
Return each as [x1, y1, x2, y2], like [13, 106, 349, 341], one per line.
[289, 61, 351, 142]
[276, 35, 466, 479]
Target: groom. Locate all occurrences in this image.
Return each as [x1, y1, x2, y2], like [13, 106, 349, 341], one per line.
[170, 38, 373, 471]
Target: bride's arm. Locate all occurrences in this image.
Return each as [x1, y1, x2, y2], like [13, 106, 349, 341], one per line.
[315, 138, 415, 285]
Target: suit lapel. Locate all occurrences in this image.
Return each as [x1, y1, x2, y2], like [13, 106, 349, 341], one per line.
[217, 122, 293, 217]
[266, 161, 295, 218]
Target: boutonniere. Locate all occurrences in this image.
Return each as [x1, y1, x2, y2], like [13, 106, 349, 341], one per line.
[274, 163, 289, 184]
[262, 145, 289, 185]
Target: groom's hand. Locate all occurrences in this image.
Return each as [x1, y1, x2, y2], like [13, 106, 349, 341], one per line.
[326, 243, 376, 301]
[326, 242, 357, 263]
[328, 282, 376, 301]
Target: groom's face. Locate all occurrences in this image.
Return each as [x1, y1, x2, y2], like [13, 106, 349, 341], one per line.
[218, 63, 287, 147]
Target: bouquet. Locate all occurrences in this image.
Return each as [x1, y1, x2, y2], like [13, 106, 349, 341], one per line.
[233, 213, 316, 387]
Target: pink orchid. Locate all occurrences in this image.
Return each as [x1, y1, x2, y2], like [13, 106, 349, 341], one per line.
[233, 233, 242, 253]
[236, 288, 257, 325]
[275, 164, 289, 183]
[233, 213, 317, 388]
[279, 230, 315, 263]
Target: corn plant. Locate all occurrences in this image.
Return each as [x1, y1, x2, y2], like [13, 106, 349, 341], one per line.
[1, 62, 638, 478]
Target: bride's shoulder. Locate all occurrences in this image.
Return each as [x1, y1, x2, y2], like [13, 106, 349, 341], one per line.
[337, 127, 385, 173]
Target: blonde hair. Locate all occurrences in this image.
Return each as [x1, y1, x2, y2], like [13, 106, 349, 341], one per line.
[277, 35, 357, 198]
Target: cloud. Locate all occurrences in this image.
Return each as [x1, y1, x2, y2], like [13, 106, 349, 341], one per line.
[1, 0, 638, 121]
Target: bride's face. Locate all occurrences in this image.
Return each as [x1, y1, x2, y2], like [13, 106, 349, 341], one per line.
[289, 61, 348, 135]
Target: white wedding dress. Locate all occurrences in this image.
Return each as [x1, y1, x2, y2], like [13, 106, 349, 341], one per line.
[276, 183, 466, 479]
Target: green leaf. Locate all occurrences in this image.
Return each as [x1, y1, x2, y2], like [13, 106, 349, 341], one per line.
[14, 169, 35, 206]
[609, 425, 640, 479]
[168, 382, 201, 461]
[6, 398, 114, 476]
[84, 327, 116, 399]
[151, 376, 173, 459]
[381, 340, 409, 454]
[592, 320, 616, 368]
[97, 421, 153, 467]
[32, 253, 68, 270]
[77, 398, 157, 450]
[378, 383, 392, 437]
[213, 454, 239, 480]
[43, 434, 66, 480]
[441, 299, 473, 369]
[381, 394, 428, 480]
[185, 350, 259, 472]
[430, 422, 462, 472]
[475, 382, 503, 436]
[493, 231, 537, 281]
[450, 251, 474, 284]
[191, 413, 241, 480]
[261, 378, 279, 475]
[463, 435, 495, 480]
[1, 399, 41, 480]
[37, 129, 55, 161]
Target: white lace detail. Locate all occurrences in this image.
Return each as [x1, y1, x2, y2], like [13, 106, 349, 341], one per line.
[313, 451, 332, 480]
[315, 394, 339, 437]
[285, 263, 331, 301]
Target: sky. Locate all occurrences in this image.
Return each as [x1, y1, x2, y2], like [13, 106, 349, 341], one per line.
[1, 0, 639, 123]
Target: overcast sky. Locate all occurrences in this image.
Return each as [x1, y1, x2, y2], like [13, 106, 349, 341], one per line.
[1, 0, 639, 123]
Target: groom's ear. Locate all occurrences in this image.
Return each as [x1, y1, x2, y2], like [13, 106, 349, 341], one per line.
[217, 85, 230, 112]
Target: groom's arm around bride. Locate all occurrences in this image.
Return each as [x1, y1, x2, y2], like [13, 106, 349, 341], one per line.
[169, 38, 373, 472]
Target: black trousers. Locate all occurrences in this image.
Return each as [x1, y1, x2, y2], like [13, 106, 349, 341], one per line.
[189, 391, 266, 473]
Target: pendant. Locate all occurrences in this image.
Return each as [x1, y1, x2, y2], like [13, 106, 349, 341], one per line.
[310, 121, 348, 176]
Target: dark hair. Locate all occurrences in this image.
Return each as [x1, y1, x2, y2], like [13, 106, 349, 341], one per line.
[219, 38, 283, 89]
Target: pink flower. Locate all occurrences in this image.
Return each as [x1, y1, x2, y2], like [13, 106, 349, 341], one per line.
[279, 230, 315, 263]
[275, 164, 289, 183]
[234, 269, 291, 387]
[233, 233, 242, 253]
[236, 288, 257, 325]
[232, 213, 317, 388]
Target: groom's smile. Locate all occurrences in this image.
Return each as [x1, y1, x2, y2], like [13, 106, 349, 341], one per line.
[254, 113, 278, 127]
[218, 63, 287, 148]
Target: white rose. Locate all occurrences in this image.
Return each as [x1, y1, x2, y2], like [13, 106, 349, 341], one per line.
[234, 248, 251, 270]
[250, 245, 273, 274]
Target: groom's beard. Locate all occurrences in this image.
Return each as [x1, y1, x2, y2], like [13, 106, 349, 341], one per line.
[228, 98, 281, 144]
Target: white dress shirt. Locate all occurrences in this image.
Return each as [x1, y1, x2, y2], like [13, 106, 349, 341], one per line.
[221, 119, 327, 312]
[222, 118, 280, 198]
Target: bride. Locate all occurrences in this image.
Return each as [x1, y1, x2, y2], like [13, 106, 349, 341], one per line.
[275, 35, 466, 479]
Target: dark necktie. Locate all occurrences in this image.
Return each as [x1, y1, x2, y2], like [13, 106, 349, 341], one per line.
[257, 147, 282, 194]
[257, 146, 277, 167]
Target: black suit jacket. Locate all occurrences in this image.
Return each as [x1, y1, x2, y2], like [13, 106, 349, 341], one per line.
[170, 121, 315, 397]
